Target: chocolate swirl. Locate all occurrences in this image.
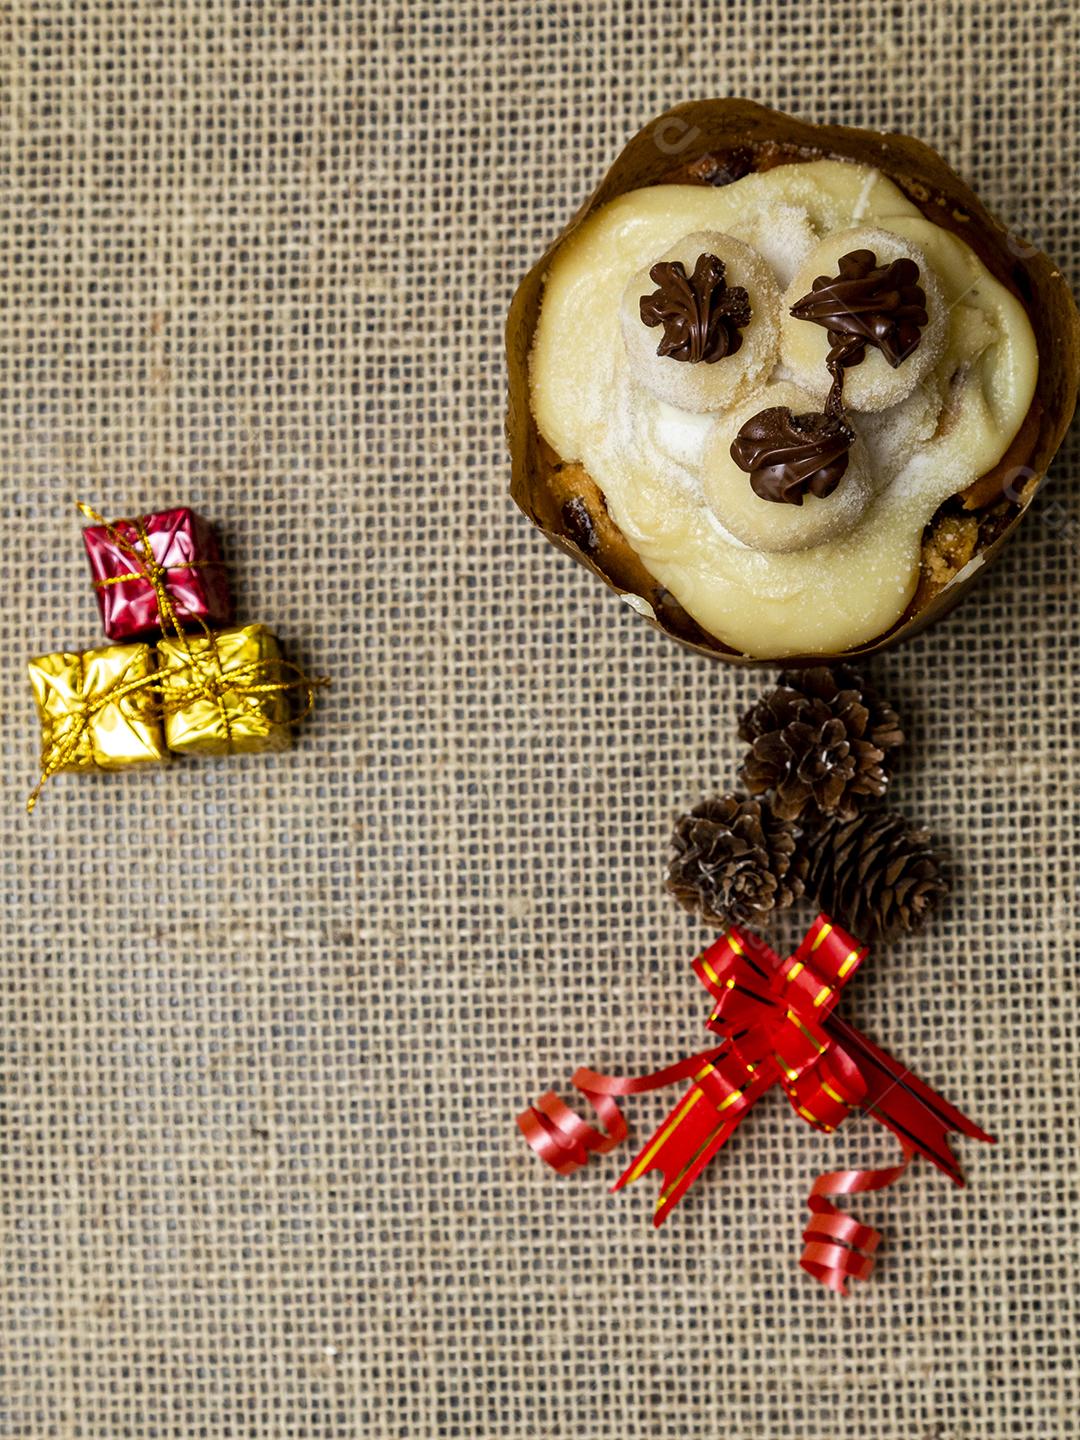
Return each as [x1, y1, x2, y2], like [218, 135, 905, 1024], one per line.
[639, 253, 751, 364]
[729, 406, 853, 505]
[789, 248, 928, 370]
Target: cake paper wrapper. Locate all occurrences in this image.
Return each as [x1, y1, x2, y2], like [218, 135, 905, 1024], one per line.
[505, 98, 1080, 665]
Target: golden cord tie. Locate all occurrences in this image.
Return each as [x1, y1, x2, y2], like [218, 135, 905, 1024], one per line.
[158, 649, 329, 730]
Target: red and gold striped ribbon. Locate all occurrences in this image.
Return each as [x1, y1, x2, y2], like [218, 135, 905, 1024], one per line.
[516, 1047, 729, 1177]
[517, 915, 993, 1293]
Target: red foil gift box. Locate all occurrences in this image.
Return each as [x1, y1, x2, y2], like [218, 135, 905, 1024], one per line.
[82, 506, 232, 641]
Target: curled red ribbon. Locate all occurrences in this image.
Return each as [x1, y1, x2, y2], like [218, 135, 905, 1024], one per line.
[799, 1141, 915, 1294]
[517, 1049, 726, 1175]
[517, 915, 993, 1292]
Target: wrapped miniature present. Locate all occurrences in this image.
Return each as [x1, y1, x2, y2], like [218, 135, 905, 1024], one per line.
[27, 642, 168, 809]
[81, 503, 232, 641]
[157, 623, 308, 756]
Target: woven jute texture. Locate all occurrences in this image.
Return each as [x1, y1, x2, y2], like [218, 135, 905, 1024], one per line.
[2, 4, 1078, 1437]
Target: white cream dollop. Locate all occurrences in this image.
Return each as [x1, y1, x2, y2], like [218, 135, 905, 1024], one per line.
[779, 225, 948, 412]
[701, 381, 875, 553]
[621, 231, 780, 413]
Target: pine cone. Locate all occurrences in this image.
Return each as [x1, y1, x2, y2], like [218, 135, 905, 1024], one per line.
[805, 810, 947, 944]
[739, 665, 904, 822]
[667, 793, 805, 930]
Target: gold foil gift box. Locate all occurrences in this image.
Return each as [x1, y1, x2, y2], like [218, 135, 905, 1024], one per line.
[156, 623, 294, 756]
[27, 642, 169, 804]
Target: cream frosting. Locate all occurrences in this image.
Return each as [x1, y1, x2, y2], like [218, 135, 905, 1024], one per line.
[529, 161, 1038, 658]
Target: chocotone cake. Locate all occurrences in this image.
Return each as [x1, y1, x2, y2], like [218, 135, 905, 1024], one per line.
[507, 101, 1080, 663]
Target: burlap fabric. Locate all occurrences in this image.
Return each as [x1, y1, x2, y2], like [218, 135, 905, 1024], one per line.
[2, 4, 1077, 1437]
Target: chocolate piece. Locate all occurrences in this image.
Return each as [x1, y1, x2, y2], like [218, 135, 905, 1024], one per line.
[790, 248, 928, 370]
[730, 405, 853, 505]
[639, 253, 751, 363]
[686, 147, 754, 187]
[560, 496, 598, 554]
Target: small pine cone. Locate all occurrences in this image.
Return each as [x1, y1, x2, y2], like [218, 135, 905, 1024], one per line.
[806, 810, 948, 944]
[667, 793, 805, 930]
[739, 665, 904, 822]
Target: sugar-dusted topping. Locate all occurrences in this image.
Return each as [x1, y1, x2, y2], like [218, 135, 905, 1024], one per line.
[729, 204, 818, 288]
[529, 161, 1039, 657]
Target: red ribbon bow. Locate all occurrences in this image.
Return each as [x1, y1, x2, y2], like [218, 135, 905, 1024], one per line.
[518, 915, 993, 1293]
